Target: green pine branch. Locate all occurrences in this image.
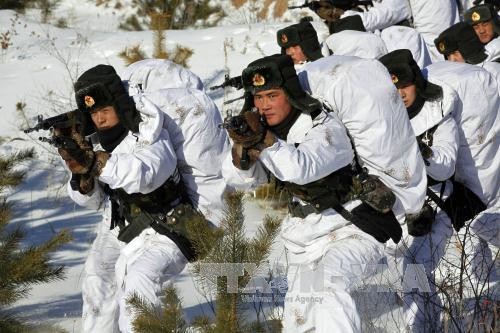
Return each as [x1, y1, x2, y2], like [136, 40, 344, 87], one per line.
[0, 229, 71, 305]
[246, 215, 281, 265]
[0, 148, 71, 331]
[128, 285, 187, 333]
[0, 148, 35, 191]
[129, 191, 282, 332]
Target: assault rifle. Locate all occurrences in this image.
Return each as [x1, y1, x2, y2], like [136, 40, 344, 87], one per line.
[24, 111, 81, 134]
[210, 74, 243, 91]
[288, 0, 373, 11]
[219, 114, 251, 170]
[218, 114, 249, 133]
[24, 110, 90, 148]
[23, 110, 93, 191]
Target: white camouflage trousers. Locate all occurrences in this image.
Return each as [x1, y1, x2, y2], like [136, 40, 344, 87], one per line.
[81, 220, 187, 333]
[386, 209, 454, 332]
[282, 221, 385, 333]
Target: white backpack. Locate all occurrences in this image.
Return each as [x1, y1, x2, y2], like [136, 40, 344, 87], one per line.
[121, 59, 229, 223]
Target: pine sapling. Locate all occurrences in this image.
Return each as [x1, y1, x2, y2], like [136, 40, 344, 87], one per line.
[0, 148, 72, 332]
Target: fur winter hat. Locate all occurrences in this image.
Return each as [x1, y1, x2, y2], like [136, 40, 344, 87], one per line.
[328, 15, 366, 34]
[379, 49, 442, 101]
[276, 20, 323, 62]
[434, 22, 488, 64]
[74, 65, 141, 133]
[464, 4, 500, 36]
[241, 54, 321, 113]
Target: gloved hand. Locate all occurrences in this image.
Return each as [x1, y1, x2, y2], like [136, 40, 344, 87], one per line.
[59, 147, 109, 177]
[350, 203, 403, 243]
[227, 112, 266, 148]
[69, 173, 95, 194]
[231, 144, 260, 170]
[53, 124, 92, 151]
[405, 202, 435, 237]
[417, 139, 433, 166]
[79, 174, 95, 194]
[227, 111, 277, 151]
[58, 144, 95, 175]
[313, 1, 345, 23]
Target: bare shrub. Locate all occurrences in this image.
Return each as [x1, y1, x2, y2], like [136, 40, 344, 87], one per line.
[118, 44, 147, 66]
[232, 0, 249, 9]
[273, 0, 289, 18]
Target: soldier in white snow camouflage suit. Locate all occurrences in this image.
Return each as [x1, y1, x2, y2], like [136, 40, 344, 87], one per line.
[222, 54, 404, 332]
[58, 63, 228, 333]
[380, 49, 459, 332]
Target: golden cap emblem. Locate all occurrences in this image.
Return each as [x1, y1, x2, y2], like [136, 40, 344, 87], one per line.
[252, 73, 266, 87]
[438, 42, 446, 53]
[281, 33, 288, 44]
[471, 12, 481, 22]
[84, 95, 95, 108]
[391, 74, 399, 84]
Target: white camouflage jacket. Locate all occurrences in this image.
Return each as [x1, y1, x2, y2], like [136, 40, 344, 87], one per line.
[342, 0, 411, 32]
[222, 110, 354, 191]
[409, 78, 459, 199]
[408, 0, 460, 62]
[222, 110, 366, 264]
[380, 25, 432, 68]
[424, 61, 500, 206]
[122, 60, 230, 223]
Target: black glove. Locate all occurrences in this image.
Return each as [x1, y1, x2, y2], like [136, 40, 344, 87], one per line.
[442, 181, 487, 232]
[69, 173, 95, 195]
[231, 144, 260, 170]
[349, 202, 403, 243]
[313, 1, 345, 23]
[405, 203, 435, 237]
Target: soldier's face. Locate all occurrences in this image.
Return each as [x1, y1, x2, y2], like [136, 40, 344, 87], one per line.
[397, 84, 418, 108]
[285, 45, 308, 64]
[253, 88, 292, 126]
[473, 21, 495, 44]
[446, 51, 465, 63]
[90, 105, 120, 130]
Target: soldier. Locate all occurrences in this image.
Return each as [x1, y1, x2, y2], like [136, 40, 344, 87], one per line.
[276, 19, 323, 67]
[222, 54, 403, 332]
[424, 58, 499, 298]
[379, 49, 459, 332]
[58, 63, 228, 332]
[464, 3, 500, 63]
[464, 3, 500, 45]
